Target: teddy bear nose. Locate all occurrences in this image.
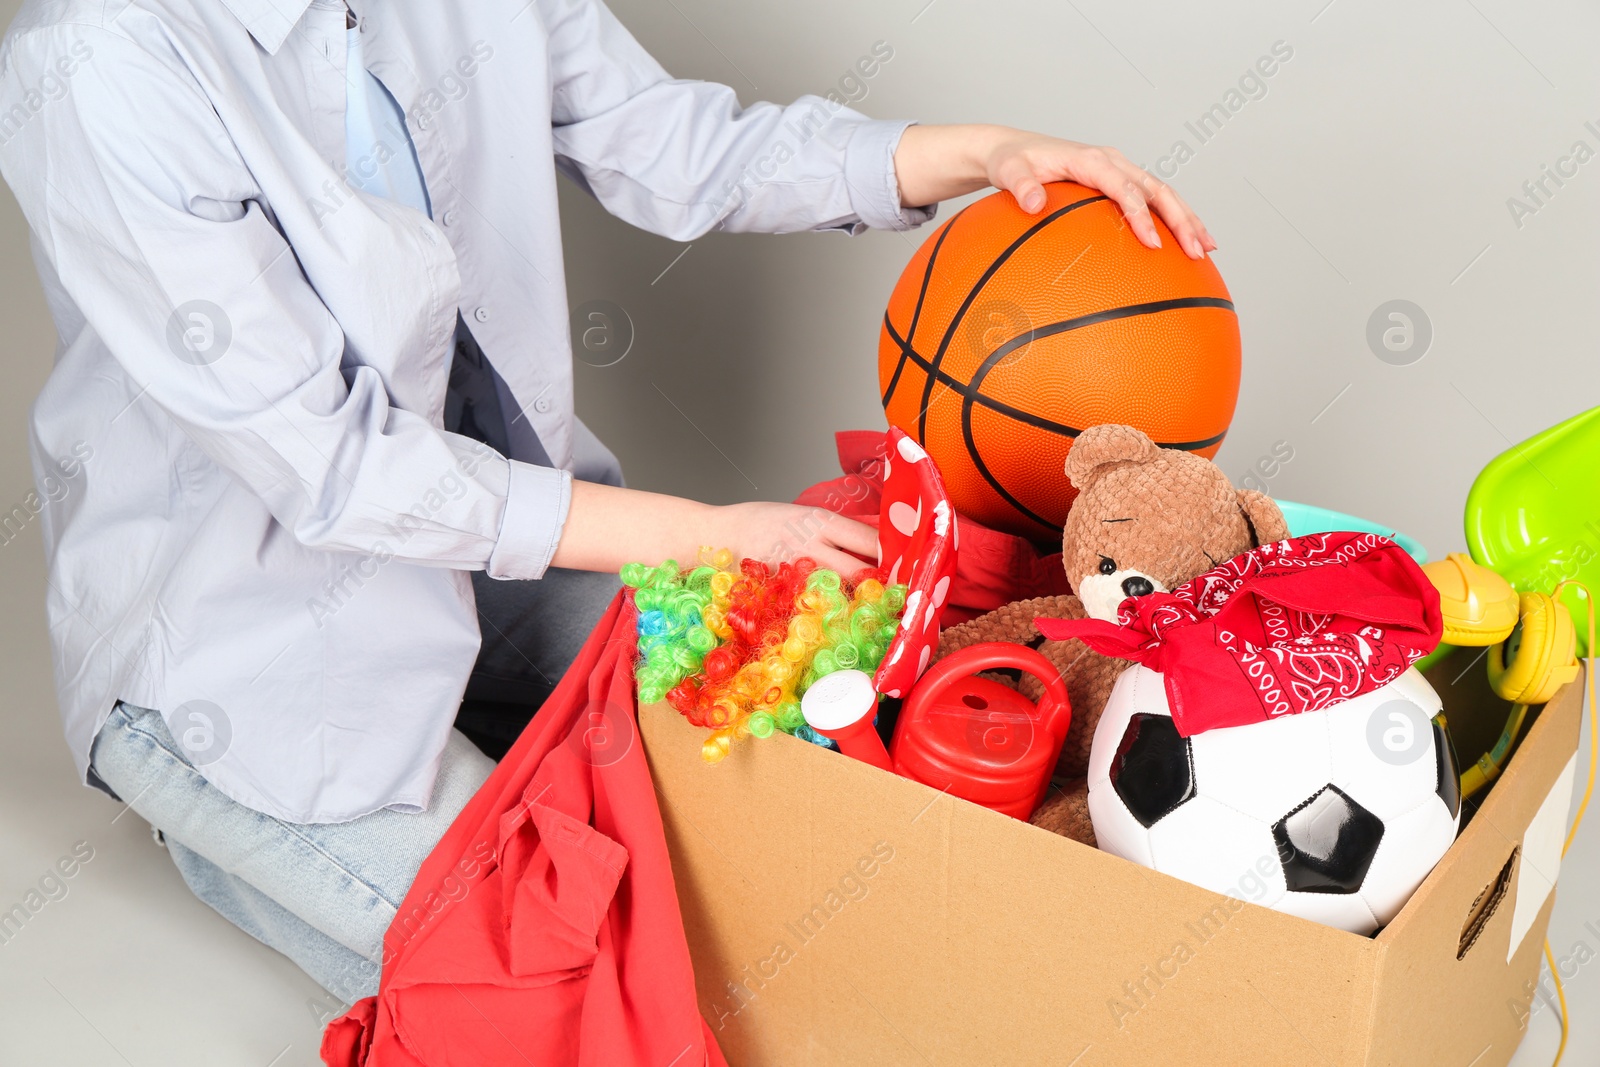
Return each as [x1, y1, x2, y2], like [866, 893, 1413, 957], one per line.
[1121, 576, 1155, 599]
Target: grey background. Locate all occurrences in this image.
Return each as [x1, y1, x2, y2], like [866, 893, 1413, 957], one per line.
[565, 0, 1600, 563]
[0, 0, 1595, 1064]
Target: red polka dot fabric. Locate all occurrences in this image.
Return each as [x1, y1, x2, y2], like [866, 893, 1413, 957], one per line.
[874, 429, 960, 699]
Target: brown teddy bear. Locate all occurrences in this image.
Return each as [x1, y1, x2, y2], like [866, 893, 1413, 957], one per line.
[935, 424, 1289, 844]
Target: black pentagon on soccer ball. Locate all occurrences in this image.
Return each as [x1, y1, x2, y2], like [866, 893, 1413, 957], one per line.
[1272, 785, 1385, 894]
[1433, 716, 1461, 819]
[1109, 713, 1196, 828]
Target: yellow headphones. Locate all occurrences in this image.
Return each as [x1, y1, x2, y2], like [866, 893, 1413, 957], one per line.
[1488, 588, 1581, 705]
[1422, 553, 1580, 704]
[1423, 552, 1521, 646]
[1422, 555, 1584, 798]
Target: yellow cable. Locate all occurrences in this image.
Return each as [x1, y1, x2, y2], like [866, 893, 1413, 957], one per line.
[1461, 703, 1530, 799]
[1545, 939, 1569, 1067]
[1545, 580, 1594, 1067]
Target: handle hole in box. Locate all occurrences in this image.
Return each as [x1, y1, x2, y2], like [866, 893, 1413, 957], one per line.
[1458, 847, 1518, 961]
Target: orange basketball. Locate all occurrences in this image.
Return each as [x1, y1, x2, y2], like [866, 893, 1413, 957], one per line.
[878, 181, 1240, 542]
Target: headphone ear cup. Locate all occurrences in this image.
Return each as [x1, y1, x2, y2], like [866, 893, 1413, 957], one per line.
[1486, 639, 1512, 696]
[1489, 593, 1580, 705]
[1423, 553, 1519, 646]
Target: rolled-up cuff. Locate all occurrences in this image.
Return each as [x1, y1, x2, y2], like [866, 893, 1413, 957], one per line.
[843, 119, 938, 232]
[485, 460, 573, 580]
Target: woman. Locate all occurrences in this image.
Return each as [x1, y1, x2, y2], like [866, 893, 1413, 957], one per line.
[0, 0, 1213, 1005]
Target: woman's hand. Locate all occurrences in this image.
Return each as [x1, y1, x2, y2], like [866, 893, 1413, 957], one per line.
[893, 124, 1216, 259]
[549, 482, 877, 577]
[713, 501, 878, 577]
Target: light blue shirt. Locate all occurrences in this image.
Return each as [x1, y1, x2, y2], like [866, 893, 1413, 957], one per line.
[345, 21, 553, 470]
[0, 0, 931, 822]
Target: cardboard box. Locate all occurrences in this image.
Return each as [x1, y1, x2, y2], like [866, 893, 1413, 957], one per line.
[642, 667, 1585, 1066]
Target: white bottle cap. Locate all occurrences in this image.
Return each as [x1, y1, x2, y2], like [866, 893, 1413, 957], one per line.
[801, 669, 878, 732]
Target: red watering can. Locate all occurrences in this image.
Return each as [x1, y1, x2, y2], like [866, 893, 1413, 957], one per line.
[802, 643, 1071, 820]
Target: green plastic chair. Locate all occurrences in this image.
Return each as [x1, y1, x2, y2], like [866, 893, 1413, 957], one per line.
[1465, 404, 1600, 656]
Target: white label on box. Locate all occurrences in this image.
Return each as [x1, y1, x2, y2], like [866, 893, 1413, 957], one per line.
[1507, 752, 1578, 964]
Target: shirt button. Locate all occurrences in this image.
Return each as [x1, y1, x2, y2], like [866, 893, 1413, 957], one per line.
[474, 307, 490, 323]
[441, 210, 456, 226]
[534, 397, 552, 414]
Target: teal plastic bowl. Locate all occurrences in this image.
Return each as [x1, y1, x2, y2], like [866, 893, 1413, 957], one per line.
[1275, 499, 1429, 565]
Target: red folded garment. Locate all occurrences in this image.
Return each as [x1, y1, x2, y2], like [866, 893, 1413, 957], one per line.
[1034, 532, 1443, 736]
[793, 429, 1071, 624]
[322, 592, 726, 1067]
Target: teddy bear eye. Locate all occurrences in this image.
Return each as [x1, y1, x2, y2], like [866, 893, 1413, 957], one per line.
[1098, 557, 1117, 575]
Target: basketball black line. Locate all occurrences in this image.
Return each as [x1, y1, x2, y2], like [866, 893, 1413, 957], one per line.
[882, 215, 958, 406]
[960, 296, 1237, 529]
[914, 193, 1110, 443]
[881, 299, 1233, 449]
[881, 206, 969, 407]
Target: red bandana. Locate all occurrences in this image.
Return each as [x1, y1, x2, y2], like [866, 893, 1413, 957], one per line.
[1034, 532, 1443, 736]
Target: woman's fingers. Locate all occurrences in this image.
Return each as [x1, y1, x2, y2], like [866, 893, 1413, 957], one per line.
[985, 137, 1213, 258]
[1115, 160, 1212, 259]
[790, 514, 878, 578]
[806, 543, 877, 579]
[1063, 148, 1162, 250]
[1106, 173, 1163, 251]
[720, 502, 880, 574]
[960, 129, 1218, 258]
[1056, 146, 1214, 260]
[991, 152, 1050, 214]
[820, 513, 879, 559]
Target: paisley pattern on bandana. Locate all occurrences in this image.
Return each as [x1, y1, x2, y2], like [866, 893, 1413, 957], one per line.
[1035, 533, 1443, 735]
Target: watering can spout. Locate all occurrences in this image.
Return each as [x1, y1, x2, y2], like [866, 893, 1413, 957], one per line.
[801, 670, 892, 770]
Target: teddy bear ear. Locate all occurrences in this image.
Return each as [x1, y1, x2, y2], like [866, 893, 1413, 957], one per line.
[1063, 424, 1160, 489]
[1236, 488, 1291, 547]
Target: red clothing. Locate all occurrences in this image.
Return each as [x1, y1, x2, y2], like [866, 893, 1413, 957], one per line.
[323, 592, 725, 1067]
[1036, 532, 1443, 736]
[794, 430, 1071, 624]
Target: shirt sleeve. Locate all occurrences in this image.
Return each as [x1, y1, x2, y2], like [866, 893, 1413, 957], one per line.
[1, 25, 568, 580]
[540, 0, 937, 240]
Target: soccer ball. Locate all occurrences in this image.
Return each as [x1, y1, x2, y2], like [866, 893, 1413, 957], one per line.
[1087, 664, 1461, 935]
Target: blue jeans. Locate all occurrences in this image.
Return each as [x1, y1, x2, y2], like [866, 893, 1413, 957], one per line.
[91, 703, 492, 1004]
[88, 566, 619, 1004]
